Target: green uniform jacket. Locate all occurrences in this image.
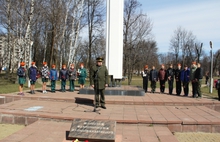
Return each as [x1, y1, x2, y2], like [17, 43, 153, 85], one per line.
[190, 67, 197, 81]
[90, 65, 109, 89]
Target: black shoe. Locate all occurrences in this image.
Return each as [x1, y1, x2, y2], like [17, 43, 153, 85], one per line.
[95, 106, 99, 108]
[101, 106, 106, 109]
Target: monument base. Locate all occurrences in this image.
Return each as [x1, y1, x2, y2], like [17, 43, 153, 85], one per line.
[79, 85, 145, 96]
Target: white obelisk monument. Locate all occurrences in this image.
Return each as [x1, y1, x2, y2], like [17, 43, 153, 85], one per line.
[106, 0, 124, 79]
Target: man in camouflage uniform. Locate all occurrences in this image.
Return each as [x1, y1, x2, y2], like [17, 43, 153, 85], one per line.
[194, 63, 203, 98]
[190, 62, 197, 98]
[90, 57, 109, 109]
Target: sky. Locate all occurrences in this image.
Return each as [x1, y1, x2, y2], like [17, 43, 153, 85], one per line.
[138, 0, 220, 53]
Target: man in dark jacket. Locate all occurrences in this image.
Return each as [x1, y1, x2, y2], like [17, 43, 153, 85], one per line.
[167, 64, 175, 95]
[216, 79, 220, 101]
[194, 63, 203, 98]
[28, 62, 38, 94]
[90, 57, 109, 109]
[149, 65, 158, 93]
[158, 64, 167, 93]
[181, 65, 190, 96]
[175, 63, 182, 96]
[141, 65, 149, 93]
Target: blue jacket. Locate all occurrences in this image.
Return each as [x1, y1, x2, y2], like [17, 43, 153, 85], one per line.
[180, 69, 190, 82]
[28, 66, 37, 81]
[17, 66, 26, 77]
[50, 69, 58, 81]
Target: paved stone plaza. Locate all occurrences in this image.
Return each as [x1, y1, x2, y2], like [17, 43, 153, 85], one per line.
[0, 87, 220, 142]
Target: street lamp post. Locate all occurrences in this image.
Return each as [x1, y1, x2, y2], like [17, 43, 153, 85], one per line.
[209, 41, 213, 93]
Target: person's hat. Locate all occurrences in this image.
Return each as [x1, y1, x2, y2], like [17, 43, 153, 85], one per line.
[52, 64, 56, 68]
[184, 64, 188, 67]
[31, 62, 35, 65]
[62, 64, 66, 68]
[43, 62, 47, 65]
[80, 63, 84, 66]
[144, 65, 148, 68]
[96, 57, 104, 62]
[192, 61, 196, 65]
[20, 62, 25, 66]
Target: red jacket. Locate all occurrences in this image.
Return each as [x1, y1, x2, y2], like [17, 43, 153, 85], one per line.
[158, 69, 167, 81]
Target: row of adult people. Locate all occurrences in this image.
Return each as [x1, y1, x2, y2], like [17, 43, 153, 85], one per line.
[141, 62, 203, 98]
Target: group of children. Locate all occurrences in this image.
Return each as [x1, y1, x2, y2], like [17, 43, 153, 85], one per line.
[17, 62, 87, 95]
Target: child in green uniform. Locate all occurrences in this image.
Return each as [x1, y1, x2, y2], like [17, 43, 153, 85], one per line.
[59, 64, 68, 92]
[49, 65, 58, 93]
[17, 62, 26, 95]
[68, 64, 77, 92]
[77, 63, 87, 89]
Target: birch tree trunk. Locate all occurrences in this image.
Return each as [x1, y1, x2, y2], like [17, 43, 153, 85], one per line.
[67, 0, 84, 66]
[6, 0, 11, 72]
[59, 0, 72, 68]
[24, 0, 35, 68]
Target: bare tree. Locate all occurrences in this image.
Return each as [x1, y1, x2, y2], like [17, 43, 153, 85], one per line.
[84, 0, 105, 69]
[123, 0, 153, 85]
[170, 26, 196, 66]
[195, 43, 203, 63]
[213, 49, 220, 75]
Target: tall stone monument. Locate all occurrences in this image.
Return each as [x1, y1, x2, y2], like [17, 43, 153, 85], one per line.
[106, 0, 124, 80]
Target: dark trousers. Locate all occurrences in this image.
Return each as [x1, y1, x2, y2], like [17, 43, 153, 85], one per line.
[195, 80, 202, 97]
[176, 81, 182, 95]
[69, 80, 75, 91]
[51, 80, 56, 92]
[192, 82, 197, 98]
[183, 82, 189, 96]
[94, 89, 105, 106]
[168, 80, 174, 94]
[218, 88, 220, 101]
[143, 77, 148, 92]
[160, 80, 166, 93]
[61, 80, 66, 91]
[151, 81, 156, 92]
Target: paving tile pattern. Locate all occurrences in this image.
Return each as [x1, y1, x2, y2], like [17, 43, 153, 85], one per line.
[0, 99, 220, 132]
[0, 120, 179, 142]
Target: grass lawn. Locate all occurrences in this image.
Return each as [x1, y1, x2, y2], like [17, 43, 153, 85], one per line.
[0, 124, 25, 140]
[0, 79, 42, 94]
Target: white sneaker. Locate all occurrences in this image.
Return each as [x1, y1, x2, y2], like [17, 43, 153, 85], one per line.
[45, 91, 47, 93]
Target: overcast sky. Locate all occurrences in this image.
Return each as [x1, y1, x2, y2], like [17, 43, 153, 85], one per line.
[138, 0, 220, 53]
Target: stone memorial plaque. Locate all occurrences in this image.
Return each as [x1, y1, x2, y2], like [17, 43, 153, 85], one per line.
[68, 119, 116, 142]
